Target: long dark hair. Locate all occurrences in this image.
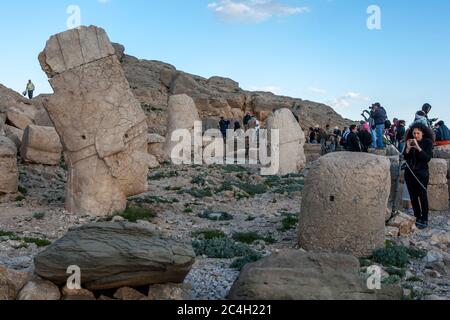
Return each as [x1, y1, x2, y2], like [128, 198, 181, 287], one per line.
[406, 123, 435, 142]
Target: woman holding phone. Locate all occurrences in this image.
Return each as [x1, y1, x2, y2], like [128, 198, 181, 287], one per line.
[403, 123, 435, 229]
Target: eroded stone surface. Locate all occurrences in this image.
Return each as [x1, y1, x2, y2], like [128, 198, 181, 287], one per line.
[299, 152, 390, 257]
[39, 26, 149, 216]
[266, 108, 306, 175]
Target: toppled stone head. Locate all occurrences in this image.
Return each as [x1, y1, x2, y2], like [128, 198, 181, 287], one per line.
[39, 26, 149, 216]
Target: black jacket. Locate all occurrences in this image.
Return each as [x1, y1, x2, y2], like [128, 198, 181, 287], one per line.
[358, 130, 373, 152]
[347, 132, 362, 152]
[403, 138, 433, 173]
[373, 107, 388, 125]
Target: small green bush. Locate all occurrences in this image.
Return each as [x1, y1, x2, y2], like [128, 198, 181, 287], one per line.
[32, 212, 46, 220]
[382, 275, 401, 285]
[372, 242, 414, 268]
[23, 237, 52, 247]
[191, 176, 206, 186]
[223, 165, 248, 173]
[280, 214, 299, 232]
[116, 205, 157, 223]
[231, 252, 263, 271]
[18, 185, 28, 195]
[232, 232, 276, 244]
[149, 171, 179, 180]
[192, 237, 255, 259]
[183, 208, 193, 213]
[192, 229, 226, 240]
[183, 187, 213, 199]
[15, 195, 26, 202]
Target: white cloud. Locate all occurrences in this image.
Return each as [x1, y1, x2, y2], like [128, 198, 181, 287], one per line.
[98, 0, 110, 4]
[208, 0, 310, 23]
[329, 92, 370, 109]
[307, 86, 327, 95]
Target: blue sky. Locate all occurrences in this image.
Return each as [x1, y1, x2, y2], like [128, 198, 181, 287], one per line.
[1, 0, 449, 125]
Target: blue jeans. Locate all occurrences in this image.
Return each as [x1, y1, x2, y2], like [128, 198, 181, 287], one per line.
[371, 129, 377, 149]
[398, 142, 406, 154]
[375, 124, 385, 149]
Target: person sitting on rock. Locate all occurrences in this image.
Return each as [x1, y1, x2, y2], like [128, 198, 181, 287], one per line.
[403, 123, 434, 229]
[346, 125, 362, 152]
[234, 120, 241, 132]
[434, 121, 450, 145]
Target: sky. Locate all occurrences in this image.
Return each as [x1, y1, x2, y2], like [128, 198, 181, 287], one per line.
[0, 0, 449, 125]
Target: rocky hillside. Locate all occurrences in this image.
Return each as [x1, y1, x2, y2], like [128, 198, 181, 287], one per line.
[113, 43, 354, 136]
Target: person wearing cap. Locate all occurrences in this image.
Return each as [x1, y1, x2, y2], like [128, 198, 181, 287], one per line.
[372, 103, 388, 149]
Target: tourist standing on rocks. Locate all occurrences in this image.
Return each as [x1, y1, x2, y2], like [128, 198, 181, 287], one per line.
[396, 120, 407, 152]
[434, 121, 450, 145]
[403, 123, 434, 229]
[219, 117, 230, 139]
[243, 113, 252, 130]
[346, 125, 362, 152]
[234, 120, 241, 132]
[372, 103, 388, 150]
[421, 103, 438, 127]
[24, 80, 35, 99]
[357, 122, 373, 153]
[308, 127, 317, 144]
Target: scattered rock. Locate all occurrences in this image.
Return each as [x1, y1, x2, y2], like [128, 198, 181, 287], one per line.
[114, 287, 147, 300]
[20, 125, 62, 165]
[228, 250, 402, 300]
[0, 136, 18, 194]
[17, 277, 61, 300]
[34, 222, 196, 291]
[148, 283, 192, 300]
[61, 286, 96, 300]
[387, 212, 416, 236]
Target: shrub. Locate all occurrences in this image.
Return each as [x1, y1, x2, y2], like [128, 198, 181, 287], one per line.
[231, 252, 263, 271]
[33, 212, 46, 220]
[191, 176, 206, 186]
[223, 165, 248, 173]
[192, 229, 226, 240]
[232, 232, 276, 244]
[116, 205, 157, 223]
[148, 171, 178, 180]
[182, 187, 213, 199]
[192, 237, 255, 259]
[280, 214, 299, 232]
[372, 242, 411, 268]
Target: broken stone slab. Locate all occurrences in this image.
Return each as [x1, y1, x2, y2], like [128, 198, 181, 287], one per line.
[6, 108, 34, 131]
[148, 283, 192, 300]
[0, 136, 19, 194]
[39, 26, 149, 216]
[266, 108, 306, 175]
[387, 212, 416, 236]
[33, 222, 196, 291]
[228, 250, 402, 300]
[299, 152, 390, 258]
[20, 125, 62, 165]
[3, 124, 23, 149]
[385, 226, 400, 238]
[429, 159, 448, 185]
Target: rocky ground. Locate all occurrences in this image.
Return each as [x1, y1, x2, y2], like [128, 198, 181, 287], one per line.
[1, 161, 449, 300]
